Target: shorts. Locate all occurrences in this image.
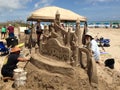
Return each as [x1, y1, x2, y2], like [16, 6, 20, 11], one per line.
[1, 67, 13, 77]
[1, 32, 6, 34]
[9, 33, 14, 37]
[36, 31, 42, 34]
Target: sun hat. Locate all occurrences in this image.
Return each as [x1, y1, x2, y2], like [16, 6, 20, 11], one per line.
[10, 47, 21, 53]
[85, 32, 94, 38]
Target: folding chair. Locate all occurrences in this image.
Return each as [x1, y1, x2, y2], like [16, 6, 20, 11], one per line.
[0, 41, 9, 55]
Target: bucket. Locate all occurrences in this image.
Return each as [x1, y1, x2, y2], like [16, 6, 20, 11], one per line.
[6, 37, 18, 47]
[104, 58, 115, 69]
[13, 68, 27, 87]
[24, 29, 31, 34]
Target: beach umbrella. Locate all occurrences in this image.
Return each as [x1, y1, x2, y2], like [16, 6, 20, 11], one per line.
[27, 6, 87, 22]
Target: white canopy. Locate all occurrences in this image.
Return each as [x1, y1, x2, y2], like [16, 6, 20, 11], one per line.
[27, 6, 87, 22]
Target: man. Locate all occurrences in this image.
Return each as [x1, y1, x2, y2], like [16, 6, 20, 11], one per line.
[85, 32, 100, 64]
[1, 46, 30, 82]
[36, 22, 42, 46]
[7, 24, 14, 37]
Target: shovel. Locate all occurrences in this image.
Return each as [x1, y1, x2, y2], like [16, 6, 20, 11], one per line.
[23, 60, 30, 70]
[23, 53, 31, 70]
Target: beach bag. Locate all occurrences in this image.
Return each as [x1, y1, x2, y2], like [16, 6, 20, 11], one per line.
[103, 39, 110, 47]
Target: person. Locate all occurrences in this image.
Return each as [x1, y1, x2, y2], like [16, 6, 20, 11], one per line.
[7, 24, 14, 37]
[85, 32, 100, 64]
[1, 46, 30, 82]
[1, 25, 7, 39]
[36, 22, 42, 46]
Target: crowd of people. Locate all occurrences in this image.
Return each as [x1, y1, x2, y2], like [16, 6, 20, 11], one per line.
[0, 23, 31, 82]
[0, 22, 106, 84]
[1, 24, 15, 39]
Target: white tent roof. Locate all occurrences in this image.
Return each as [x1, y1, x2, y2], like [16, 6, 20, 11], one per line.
[27, 6, 87, 22]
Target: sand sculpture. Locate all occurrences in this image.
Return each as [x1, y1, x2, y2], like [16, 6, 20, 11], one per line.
[26, 11, 98, 88]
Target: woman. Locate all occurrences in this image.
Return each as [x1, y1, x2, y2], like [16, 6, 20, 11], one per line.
[1, 47, 30, 82]
[85, 32, 100, 64]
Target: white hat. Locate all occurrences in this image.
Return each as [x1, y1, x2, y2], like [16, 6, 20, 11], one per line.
[85, 32, 94, 38]
[9, 24, 12, 26]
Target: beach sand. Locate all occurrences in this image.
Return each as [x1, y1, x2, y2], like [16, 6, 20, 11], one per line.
[0, 27, 120, 90]
[89, 28, 120, 89]
[90, 28, 120, 71]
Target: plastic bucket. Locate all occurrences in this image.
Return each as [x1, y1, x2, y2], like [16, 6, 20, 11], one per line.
[24, 29, 31, 34]
[104, 58, 115, 69]
[6, 37, 18, 47]
[13, 68, 27, 87]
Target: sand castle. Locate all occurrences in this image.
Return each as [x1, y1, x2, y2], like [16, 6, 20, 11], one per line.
[25, 10, 98, 89]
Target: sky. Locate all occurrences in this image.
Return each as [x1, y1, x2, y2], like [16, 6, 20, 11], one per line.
[0, 0, 120, 22]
